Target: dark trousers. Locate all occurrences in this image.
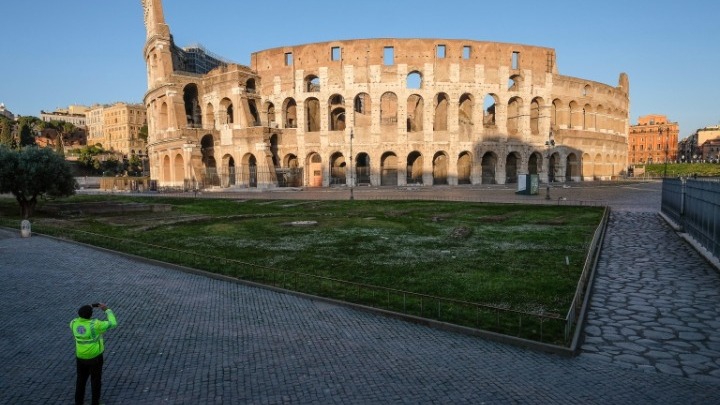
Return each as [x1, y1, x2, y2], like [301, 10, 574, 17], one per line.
[75, 354, 103, 405]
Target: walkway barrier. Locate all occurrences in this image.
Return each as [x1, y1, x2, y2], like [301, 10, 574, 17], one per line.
[662, 177, 720, 260]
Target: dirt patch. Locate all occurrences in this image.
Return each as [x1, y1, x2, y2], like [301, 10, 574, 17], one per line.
[449, 226, 472, 239]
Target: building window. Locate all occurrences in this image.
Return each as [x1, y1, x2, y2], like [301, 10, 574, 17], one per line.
[512, 51, 520, 69]
[284, 52, 293, 66]
[331, 46, 341, 61]
[384, 47, 394, 66]
[437, 44, 446, 58]
[463, 46, 471, 59]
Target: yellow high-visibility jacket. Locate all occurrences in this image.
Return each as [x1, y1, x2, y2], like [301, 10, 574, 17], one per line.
[70, 309, 117, 359]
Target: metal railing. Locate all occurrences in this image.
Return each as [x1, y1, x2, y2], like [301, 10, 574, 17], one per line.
[662, 177, 720, 259]
[31, 213, 608, 346]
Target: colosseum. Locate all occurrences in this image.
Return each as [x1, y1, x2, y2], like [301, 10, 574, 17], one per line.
[142, 0, 629, 190]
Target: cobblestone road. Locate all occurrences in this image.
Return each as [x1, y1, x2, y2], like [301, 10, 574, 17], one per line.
[1, 182, 719, 404]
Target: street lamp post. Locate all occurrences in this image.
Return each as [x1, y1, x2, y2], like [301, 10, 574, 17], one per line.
[349, 128, 354, 200]
[661, 126, 669, 178]
[545, 137, 555, 200]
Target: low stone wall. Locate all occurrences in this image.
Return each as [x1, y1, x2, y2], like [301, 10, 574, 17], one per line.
[100, 177, 151, 192]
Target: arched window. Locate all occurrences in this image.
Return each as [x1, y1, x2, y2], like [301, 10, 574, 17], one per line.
[407, 95, 424, 132]
[407, 71, 422, 89]
[433, 93, 449, 131]
[380, 92, 398, 126]
[306, 75, 320, 92]
[283, 98, 297, 128]
[305, 98, 320, 132]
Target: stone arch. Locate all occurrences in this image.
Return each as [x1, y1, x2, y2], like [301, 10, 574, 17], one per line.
[433, 93, 449, 131]
[305, 75, 320, 92]
[552, 98, 564, 129]
[458, 94, 474, 139]
[329, 151, 346, 185]
[407, 94, 424, 132]
[242, 153, 258, 188]
[528, 151, 542, 175]
[508, 74, 523, 91]
[407, 71, 422, 89]
[567, 152, 580, 181]
[329, 94, 346, 131]
[159, 102, 168, 130]
[283, 98, 297, 128]
[356, 152, 371, 185]
[283, 154, 298, 168]
[183, 83, 202, 127]
[205, 102, 215, 129]
[380, 92, 398, 127]
[594, 153, 603, 178]
[280, 154, 301, 187]
[220, 98, 234, 125]
[432, 151, 449, 185]
[583, 103, 593, 130]
[222, 154, 236, 187]
[483, 94, 497, 128]
[173, 153, 184, 184]
[506, 152, 520, 184]
[247, 99, 260, 126]
[457, 151, 472, 185]
[162, 154, 171, 183]
[305, 97, 321, 132]
[381, 152, 398, 186]
[569, 101, 580, 129]
[201, 134, 218, 186]
[354, 93, 371, 128]
[406, 151, 424, 185]
[595, 104, 605, 132]
[265, 102, 276, 127]
[307, 152, 323, 187]
[530, 97, 542, 136]
[481, 152, 497, 184]
[507, 97, 523, 137]
[582, 153, 593, 180]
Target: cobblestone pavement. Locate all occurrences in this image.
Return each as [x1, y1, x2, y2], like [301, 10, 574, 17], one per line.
[2, 182, 719, 404]
[582, 211, 720, 384]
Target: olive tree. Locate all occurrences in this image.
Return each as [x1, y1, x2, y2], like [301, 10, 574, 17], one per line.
[0, 146, 77, 218]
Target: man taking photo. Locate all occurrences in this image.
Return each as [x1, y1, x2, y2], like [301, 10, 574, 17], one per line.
[70, 302, 118, 405]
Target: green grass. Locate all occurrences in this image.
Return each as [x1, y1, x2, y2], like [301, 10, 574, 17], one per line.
[639, 162, 720, 177]
[0, 194, 604, 344]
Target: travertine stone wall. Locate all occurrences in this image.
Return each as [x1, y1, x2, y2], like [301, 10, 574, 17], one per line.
[142, 1, 629, 189]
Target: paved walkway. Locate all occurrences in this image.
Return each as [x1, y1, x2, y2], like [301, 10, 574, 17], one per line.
[1, 182, 719, 404]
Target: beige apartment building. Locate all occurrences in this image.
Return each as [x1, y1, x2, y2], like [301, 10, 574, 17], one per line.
[86, 103, 147, 156]
[40, 105, 89, 127]
[628, 114, 679, 164]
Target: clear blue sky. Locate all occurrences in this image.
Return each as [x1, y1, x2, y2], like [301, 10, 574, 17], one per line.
[1, 0, 718, 139]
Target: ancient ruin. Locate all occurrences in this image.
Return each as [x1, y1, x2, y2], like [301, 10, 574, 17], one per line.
[142, 0, 629, 190]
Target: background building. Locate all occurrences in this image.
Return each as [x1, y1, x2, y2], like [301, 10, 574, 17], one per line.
[628, 115, 679, 165]
[40, 105, 89, 127]
[0, 103, 14, 120]
[86, 103, 147, 156]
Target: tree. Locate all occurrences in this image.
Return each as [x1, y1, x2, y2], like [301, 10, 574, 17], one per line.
[138, 123, 148, 142]
[0, 146, 77, 219]
[0, 116, 14, 148]
[18, 123, 36, 147]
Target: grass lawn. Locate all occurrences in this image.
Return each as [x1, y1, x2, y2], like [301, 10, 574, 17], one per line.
[0, 194, 605, 344]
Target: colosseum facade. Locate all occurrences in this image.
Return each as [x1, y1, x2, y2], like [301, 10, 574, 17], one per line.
[142, 0, 629, 190]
